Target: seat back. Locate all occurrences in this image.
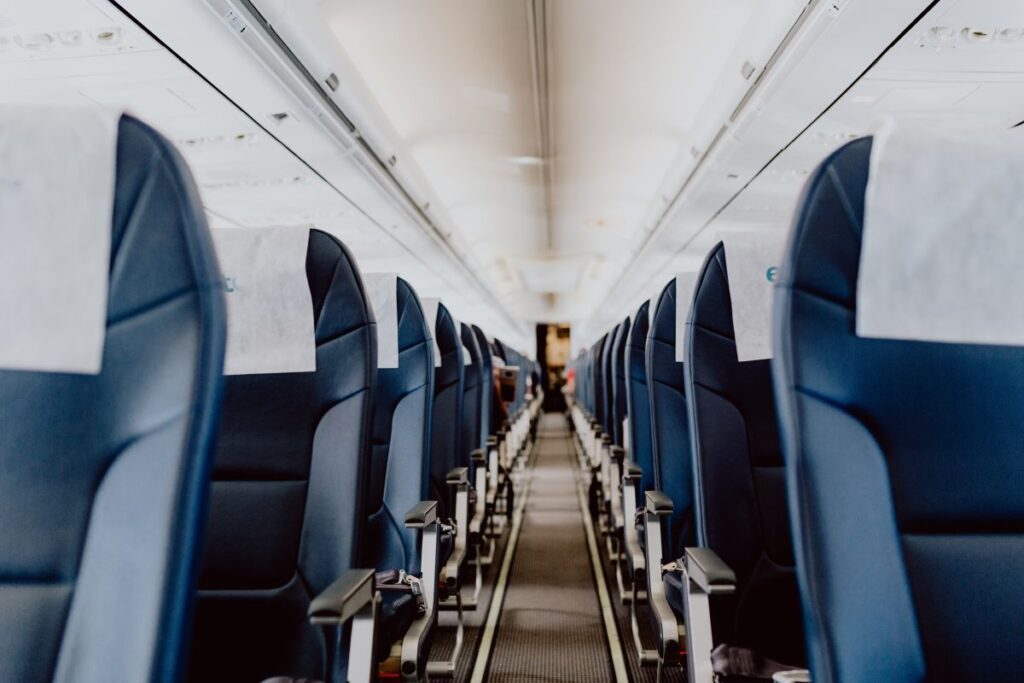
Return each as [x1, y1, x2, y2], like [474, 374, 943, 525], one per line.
[593, 334, 607, 426]
[775, 136, 1024, 682]
[626, 302, 655, 493]
[189, 230, 375, 681]
[0, 115, 226, 683]
[429, 303, 464, 518]
[471, 324, 494, 439]
[601, 330, 616, 433]
[685, 242, 803, 665]
[611, 317, 630, 446]
[365, 279, 434, 574]
[460, 323, 484, 459]
[646, 279, 695, 560]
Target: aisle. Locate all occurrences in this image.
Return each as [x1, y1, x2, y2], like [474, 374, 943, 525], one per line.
[485, 414, 616, 681]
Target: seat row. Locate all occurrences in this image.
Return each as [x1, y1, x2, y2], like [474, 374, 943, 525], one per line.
[1, 113, 544, 682]
[568, 131, 1024, 682]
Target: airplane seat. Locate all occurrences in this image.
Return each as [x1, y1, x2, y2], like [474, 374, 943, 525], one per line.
[460, 323, 484, 459]
[471, 324, 494, 440]
[611, 317, 630, 447]
[365, 277, 436, 666]
[647, 278, 697, 567]
[642, 278, 698, 665]
[775, 135, 1024, 681]
[593, 335, 607, 428]
[601, 330, 615, 434]
[188, 229, 375, 682]
[685, 242, 805, 668]
[0, 114, 227, 682]
[626, 301, 655, 494]
[429, 303, 464, 521]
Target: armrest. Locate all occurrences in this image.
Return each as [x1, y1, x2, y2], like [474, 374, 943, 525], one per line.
[685, 547, 736, 595]
[470, 448, 486, 465]
[646, 490, 674, 516]
[610, 445, 625, 463]
[405, 500, 438, 528]
[602, 434, 612, 446]
[486, 436, 498, 448]
[308, 568, 375, 625]
[623, 460, 642, 481]
[446, 467, 469, 485]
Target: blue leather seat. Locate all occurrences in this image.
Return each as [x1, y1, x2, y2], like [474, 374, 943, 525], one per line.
[611, 317, 630, 446]
[188, 229, 375, 682]
[646, 278, 699, 623]
[626, 301, 655, 494]
[601, 331, 616, 434]
[774, 136, 1024, 681]
[365, 278, 435, 659]
[0, 115, 226, 682]
[593, 335, 607, 428]
[684, 242, 804, 666]
[647, 278, 696, 567]
[429, 303, 464, 519]
[459, 323, 484, 461]
[471, 325, 494, 439]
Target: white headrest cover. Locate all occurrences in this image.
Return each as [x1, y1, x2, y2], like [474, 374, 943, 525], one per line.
[0, 105, 120, 374]
[720, 229, 787, 362]
[363, 273, 399, 368]
[213, 226, 316, 375]
[674, 272, 700, 362]
[858, 123, 1024, 346]
[420, 297, 443, 368]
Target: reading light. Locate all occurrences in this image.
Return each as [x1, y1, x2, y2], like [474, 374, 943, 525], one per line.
[57, 31, 82, 47]
[962, 27, 994, 43]
[15, 33, 54, 51]
[93, 27, 122, 45]
[999, 28, 1024, 43]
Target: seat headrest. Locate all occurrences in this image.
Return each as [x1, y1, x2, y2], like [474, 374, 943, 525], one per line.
[857, 124, 1024, 346]
[0, 105, 121, 374]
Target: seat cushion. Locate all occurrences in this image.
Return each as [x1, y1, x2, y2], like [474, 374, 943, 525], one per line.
[664, 570, 686, 619]
[376, 591, 419, 662]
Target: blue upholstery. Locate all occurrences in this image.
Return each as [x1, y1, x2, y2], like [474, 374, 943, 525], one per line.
[429, 303, 464, 519]
[0, 115, 226, 683]
[646, 279, 695, 562]
[775, 136, 1024, 682]
[471, 324, 494, 439]
[459, 323, 484, 461]
[188, 229, 375, 681]
[611, 317, 630, 446]
[364, 278, 434, 576]
[593, 335, 607, 427]
[684, 242, 804, 665]
[626, 301, 655, 493]
[600, 330, 615, 433]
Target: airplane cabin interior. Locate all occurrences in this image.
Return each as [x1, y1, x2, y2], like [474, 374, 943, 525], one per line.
[2, 1, 1024, 681]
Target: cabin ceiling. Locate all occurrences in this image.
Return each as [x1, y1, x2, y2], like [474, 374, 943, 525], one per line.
[4, 0, 1024, 353]
[316, 0, 807, 324]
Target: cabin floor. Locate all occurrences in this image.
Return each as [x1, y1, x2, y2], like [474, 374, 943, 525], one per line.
[434, 414, 688, 681]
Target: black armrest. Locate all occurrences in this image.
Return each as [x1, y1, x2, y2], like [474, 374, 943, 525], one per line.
[470, 448, 486, 464]
[685, 547, 736, 594]
[308, 568, 375, 624]
[646, 490, 674, 515]
[446, 467, 469, 485]
[610, 446, 625, 463]
[623, 460, 642, 481]
[601, 434, 612, 446]
[405, 500, 438, 528]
